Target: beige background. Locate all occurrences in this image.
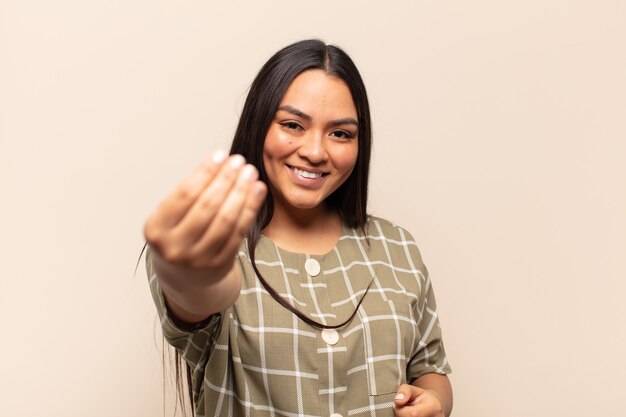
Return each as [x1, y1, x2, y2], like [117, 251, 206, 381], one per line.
[1, 1, 625, 416]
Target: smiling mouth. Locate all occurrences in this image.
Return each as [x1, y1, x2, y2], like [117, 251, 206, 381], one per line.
[287, 165, 327, 179]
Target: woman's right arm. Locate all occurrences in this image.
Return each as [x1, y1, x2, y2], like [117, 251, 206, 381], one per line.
[143, 150, 267, 324]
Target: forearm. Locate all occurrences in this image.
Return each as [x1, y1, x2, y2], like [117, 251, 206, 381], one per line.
[412, 373, 453, 417]
[151, 248, 241, 322]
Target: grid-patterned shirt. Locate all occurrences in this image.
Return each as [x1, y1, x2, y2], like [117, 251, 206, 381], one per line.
[147, 216, 451, 417]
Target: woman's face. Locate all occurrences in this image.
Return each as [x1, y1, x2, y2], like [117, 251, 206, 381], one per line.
[263, 69, 359, 214]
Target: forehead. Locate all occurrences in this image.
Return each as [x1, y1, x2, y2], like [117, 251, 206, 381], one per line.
[279, 70, 357, 118]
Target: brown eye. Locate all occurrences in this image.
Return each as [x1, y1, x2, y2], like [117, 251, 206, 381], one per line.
[281, 121, 303, 131]
[331, 130, 353, 139]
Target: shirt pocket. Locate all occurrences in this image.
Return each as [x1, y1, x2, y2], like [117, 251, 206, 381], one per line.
[359, 290, 418, 396]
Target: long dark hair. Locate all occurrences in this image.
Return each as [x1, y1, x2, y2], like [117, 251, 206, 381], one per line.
[229, 39, 373, 329]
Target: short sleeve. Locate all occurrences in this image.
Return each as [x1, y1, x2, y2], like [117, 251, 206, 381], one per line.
[401, 229, 452, 381]
[145, 246, 222, 372]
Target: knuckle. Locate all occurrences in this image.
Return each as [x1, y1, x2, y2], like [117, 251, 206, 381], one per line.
[143, 222, 162, 245]
[176, 184, 195, 201]
[220, 211, 238, 227]
[198, 195, 219, 212]
[162, 245, 187, 264]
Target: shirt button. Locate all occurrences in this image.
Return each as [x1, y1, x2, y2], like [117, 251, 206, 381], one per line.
[322, 329, 340, 345]
[330, 414, 343, 417]
[305, 258, 321, 276]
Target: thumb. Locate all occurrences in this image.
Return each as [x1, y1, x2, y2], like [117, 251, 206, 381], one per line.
[394, 384, 422, 407]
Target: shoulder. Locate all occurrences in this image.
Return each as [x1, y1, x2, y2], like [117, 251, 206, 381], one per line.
[236, 235, 274, 260]
[364, 215, 418, 243]
[363, 215, 426, 267]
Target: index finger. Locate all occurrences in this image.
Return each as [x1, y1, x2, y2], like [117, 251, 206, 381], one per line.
[149, 149, 228, 229]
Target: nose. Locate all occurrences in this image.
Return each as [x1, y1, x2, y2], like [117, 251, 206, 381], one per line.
[297, 131, 328, 164]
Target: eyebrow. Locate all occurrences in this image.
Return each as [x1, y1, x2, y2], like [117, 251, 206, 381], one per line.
[277, 105, 359, 127]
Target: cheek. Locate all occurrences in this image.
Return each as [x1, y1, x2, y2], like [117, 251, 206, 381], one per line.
[332, 143, 359, 173]
[263, 128, 281, 169]
[263, 128, 296, 162]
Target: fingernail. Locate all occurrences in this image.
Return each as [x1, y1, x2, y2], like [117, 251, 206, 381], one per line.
[394, 393, 404, 401]
[212, 149, 227, 164]
[229, 154, 245, 168]
[240, 165, 257, 181]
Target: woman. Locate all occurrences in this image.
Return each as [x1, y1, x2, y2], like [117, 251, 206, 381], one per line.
[144, 39, 452, 417]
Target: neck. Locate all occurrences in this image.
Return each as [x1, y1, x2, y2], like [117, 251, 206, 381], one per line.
[263, 202, 342, 255]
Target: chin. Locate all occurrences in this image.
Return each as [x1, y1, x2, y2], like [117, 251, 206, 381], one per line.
[286, 200, 324, 210]
[282, 194, 326, 211]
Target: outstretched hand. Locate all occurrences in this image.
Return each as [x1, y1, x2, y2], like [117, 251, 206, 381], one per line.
[144, 149, 267, 276]
[393, 383, 445, 417]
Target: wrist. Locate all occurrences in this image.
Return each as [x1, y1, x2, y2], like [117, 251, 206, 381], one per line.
[150, 246, 231, 290]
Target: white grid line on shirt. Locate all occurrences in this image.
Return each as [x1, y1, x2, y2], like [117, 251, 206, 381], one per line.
[376, 222, 405, 393]
[239, 287, 308, 308]
[347, 401, 396, 416]
[324, 260, 423, 275]
[353, 225, 382, 395]
[231, 319, 317, 337]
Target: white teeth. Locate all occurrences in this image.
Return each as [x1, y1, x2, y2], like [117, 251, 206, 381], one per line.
[293, 167, 323, 179]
